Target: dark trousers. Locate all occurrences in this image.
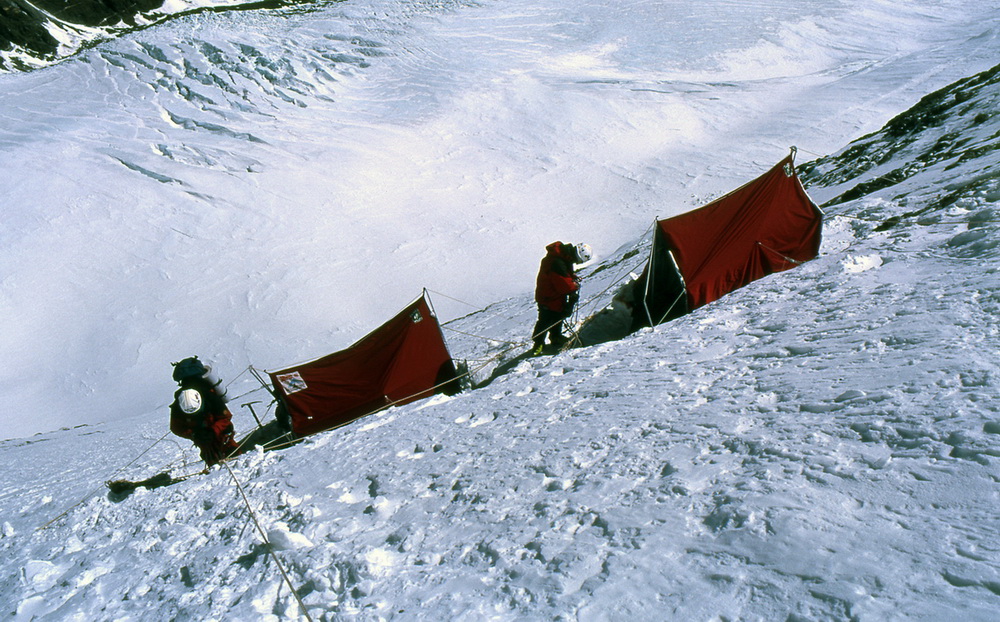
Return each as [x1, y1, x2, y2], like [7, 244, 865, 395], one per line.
[533, 306, 571, 347]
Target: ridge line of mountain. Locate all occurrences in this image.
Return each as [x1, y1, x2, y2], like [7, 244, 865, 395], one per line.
[0, 0, 328, 72]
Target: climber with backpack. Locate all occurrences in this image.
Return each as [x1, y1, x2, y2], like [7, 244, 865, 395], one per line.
[169, 356, 239, 467]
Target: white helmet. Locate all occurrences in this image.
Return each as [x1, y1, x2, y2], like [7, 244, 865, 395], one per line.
[178, 389, 203, 414]
[574, 243, 593, 264]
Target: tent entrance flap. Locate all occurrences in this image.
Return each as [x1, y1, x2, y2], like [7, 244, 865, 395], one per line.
[269, 292, 459, 438]
[633, 226, 689, 331]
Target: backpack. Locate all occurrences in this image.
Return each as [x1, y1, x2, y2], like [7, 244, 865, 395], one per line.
[172, 356, 207, 383]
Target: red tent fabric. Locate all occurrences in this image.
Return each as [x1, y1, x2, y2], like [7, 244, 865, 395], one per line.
[269, 293, 458, 437]
[638, 152, 822, 325]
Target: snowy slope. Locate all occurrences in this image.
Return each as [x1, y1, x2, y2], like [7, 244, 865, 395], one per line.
[2, 1, 1000, 620]
[3, 62, 1000, 621]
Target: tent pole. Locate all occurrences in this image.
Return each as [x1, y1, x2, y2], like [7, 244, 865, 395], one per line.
[654, 249, 688, 325]
[248, 365, 278, 398]
[423, 288, 435, 316]
[656, 291, 685, 326]
[643, 219, 657, 329]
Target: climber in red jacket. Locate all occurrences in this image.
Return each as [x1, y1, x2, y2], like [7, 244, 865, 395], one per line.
[168, 357, 239, 466]
[532, 241, 592, 354]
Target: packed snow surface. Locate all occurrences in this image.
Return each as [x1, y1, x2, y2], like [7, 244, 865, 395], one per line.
[1, 0, 999, 619]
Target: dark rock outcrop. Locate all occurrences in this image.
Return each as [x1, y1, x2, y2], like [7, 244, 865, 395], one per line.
[0, 0, 167, 70]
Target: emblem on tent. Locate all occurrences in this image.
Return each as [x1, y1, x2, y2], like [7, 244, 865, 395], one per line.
[410, 309, 423, 323]
[783, 163, 794, 177]
[276, 371, 308, 395]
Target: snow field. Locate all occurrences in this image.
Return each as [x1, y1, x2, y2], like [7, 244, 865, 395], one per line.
[7, 187, 998, 619]
[2, 0, 1000, 619]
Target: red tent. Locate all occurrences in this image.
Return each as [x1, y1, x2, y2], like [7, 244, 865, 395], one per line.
[635, 150, 823, 327]
[269, 292, 460, 437]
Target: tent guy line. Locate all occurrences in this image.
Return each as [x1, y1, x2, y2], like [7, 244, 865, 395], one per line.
[89, 149, 823, 509]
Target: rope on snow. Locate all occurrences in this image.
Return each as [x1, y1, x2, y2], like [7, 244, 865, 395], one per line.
[221, 460, 314, 622]
[441, 324, 522, 346]
[37, 430, 172, 531]
[756, 241, 807, 268]
[425, 288, 482, 310]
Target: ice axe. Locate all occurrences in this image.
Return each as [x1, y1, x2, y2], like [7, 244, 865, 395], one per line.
[242, 401, 264, 427]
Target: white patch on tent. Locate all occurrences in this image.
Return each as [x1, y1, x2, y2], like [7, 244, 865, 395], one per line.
[410, 309, 423, 323]
[276, 371, 307, 395]
[842, 254, 883, 273]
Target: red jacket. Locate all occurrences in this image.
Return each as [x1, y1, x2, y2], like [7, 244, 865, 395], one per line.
[535, 242, 580, 312]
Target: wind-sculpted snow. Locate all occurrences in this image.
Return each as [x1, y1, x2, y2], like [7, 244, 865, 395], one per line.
[0, 0, 487, 72]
